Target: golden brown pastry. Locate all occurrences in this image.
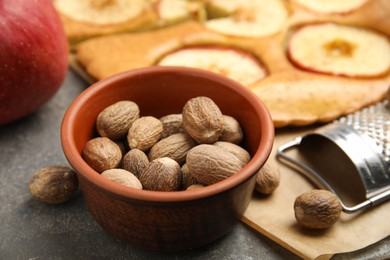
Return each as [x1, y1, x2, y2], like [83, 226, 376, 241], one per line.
[73, 0, 390, 127]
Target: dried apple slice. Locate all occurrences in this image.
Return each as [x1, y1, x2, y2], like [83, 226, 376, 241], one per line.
[288, 23, 390, 78]
[204, 0, 288, 38]
[156, 0, 206, 26]
[293, 0, 369, 14]
[157, 46, 268, 85]
[54, 0, 151, 25]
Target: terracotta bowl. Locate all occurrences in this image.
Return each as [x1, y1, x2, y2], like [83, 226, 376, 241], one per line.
[61, 66, 274, 251]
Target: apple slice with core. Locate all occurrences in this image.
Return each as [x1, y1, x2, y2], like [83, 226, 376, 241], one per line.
[156, 0, 205, 26]
[204, 0, 288, 38]
[53, 0, 150, 25]
[157, 46, 268, 85]
[293, 0, 369, 14]
[287, 23, 390, 78]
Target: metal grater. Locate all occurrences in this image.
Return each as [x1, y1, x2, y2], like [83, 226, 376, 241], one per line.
[277, 100, 390, 213]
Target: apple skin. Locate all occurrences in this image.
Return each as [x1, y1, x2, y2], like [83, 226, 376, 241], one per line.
[0, 0, 69, 125]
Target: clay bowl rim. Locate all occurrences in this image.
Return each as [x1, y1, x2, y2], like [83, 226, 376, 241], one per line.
[61, 66, 274, 203]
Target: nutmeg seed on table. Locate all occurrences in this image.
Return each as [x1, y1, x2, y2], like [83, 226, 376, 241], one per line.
[28, 166, 79, 204]
[294, 189, 342, 229]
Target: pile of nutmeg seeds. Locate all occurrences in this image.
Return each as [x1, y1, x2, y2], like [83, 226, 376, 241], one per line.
[81, 96, 279, 192]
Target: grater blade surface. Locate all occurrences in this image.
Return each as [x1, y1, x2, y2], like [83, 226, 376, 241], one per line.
[337, 101, 390, 166]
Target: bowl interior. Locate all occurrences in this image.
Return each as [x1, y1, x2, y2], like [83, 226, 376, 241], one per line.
[61, 66, 274, 201]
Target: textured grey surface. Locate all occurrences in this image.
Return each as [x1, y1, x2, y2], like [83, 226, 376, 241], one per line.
[0, 70, 389, 259]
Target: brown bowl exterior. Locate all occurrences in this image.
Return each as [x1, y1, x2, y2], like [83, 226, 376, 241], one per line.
[61, 66, 274, 251]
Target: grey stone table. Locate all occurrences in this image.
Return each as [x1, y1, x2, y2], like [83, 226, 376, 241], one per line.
[1, 70, 389, 259]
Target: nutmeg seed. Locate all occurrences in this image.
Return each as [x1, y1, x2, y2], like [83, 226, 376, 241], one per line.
[254, 162, 280, 195]
[139, 157, 182, 191]
[28, 166, 79, 204]
[127, 116, 163, 151]
[182, 96, 224, 144]
[148, 133, 197, 165]
[160, 113, 184, 139]
[186, 144, 243, 185]
[186, 184, 204, 190]
[122, 148, 149, 178]
[181, 163, 201, 189]
[219, 115, 244, 144]
[82, 137, 122, 173]
[96, 100, 140, 140]
[213, 141, 251, 167]
[101, 168, 142, 189]
[294, 189, 342, 229]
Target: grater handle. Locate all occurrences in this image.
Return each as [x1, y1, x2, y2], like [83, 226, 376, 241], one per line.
[277, 137, 337, 192]
[277, 137, 390, 213]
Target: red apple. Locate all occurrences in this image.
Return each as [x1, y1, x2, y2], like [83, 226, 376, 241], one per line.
[0, 0, 69, 125]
